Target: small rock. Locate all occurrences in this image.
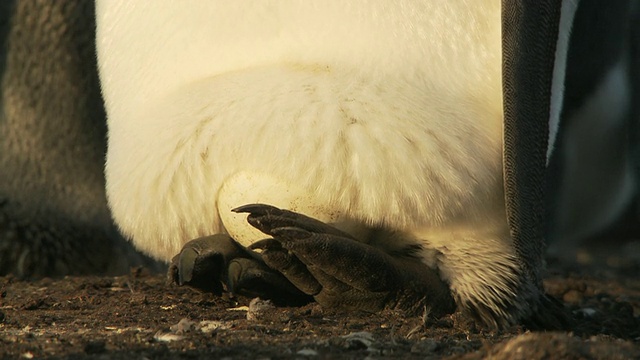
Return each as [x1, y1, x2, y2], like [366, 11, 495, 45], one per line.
[170, 318, 198, 334]
[227, 305, 250, 311]
[575, 307, 597, 317]
[342, 331, 375, 350]
[411, 339, 438, 354]
[297, 348, 318, 356]
[247, 298, 275, 321]
[154, 318, 199, 342]
[199, 320, 231, 333]
[153, 329, 184, 342]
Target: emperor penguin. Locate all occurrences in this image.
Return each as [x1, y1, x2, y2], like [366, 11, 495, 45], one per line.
[548, 0, 640, 258]
[96, 1, 575, 329]
[0, 0, 155, 277]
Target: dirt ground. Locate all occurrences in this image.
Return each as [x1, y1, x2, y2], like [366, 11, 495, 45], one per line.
[1, 242, 639, 360]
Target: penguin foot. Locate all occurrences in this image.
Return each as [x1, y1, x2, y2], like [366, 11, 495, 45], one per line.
[168, 234, 311, 305]
[233, 204, 456, 318]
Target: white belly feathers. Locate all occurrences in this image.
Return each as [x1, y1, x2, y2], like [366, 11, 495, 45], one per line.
[96, 1, 504, 262]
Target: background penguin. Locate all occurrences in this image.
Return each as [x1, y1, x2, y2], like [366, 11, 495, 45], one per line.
[0, 1, 157, 278]
[548, 0, 640, 261]
[96, 1, 578, 329]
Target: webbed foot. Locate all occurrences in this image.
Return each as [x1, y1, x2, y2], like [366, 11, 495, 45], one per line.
[233, 204, 456, 317]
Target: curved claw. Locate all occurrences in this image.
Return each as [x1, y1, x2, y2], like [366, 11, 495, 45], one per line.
[231, 203, 282, 215]
[235, 203, 355, 239]
[175, 247, 198, 285]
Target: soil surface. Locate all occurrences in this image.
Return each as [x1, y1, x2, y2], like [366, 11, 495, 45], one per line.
[1, 242, 639, 360]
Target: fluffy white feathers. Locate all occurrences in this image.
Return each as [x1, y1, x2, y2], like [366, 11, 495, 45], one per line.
[97, 0, 505, 258]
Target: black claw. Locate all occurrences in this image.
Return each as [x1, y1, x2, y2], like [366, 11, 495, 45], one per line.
[235, 203, 356, 240]
[176, 247, 198, 285]
[231, 203, 281, 215]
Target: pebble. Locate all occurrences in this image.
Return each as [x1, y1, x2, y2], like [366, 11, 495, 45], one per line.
[199, 320, 231, 333]
[153, 330, 184, 342]
[342, 331, 375, 350]
[170, 318, 198, 334]
[563, 289, 583, 304]
[247, 298, 275, 321]
[296, 348, 318, 356]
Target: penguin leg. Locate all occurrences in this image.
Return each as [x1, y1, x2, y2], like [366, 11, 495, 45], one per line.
[234, 204, 456, 317]
[168, 234, 311, 305]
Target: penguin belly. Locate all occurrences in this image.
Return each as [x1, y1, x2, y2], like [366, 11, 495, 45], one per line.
[97, 1, 524, 326]
[100, 60, 504, 257]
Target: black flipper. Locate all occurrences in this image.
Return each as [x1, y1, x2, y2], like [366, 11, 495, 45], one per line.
[502, 0, 573, 328]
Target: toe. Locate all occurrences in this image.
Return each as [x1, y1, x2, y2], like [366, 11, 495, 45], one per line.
[227, 257, 311, 305]
[168, 234, 244, 294]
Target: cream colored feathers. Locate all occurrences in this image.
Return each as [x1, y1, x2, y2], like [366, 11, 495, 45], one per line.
[97, 0, 504, 258]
